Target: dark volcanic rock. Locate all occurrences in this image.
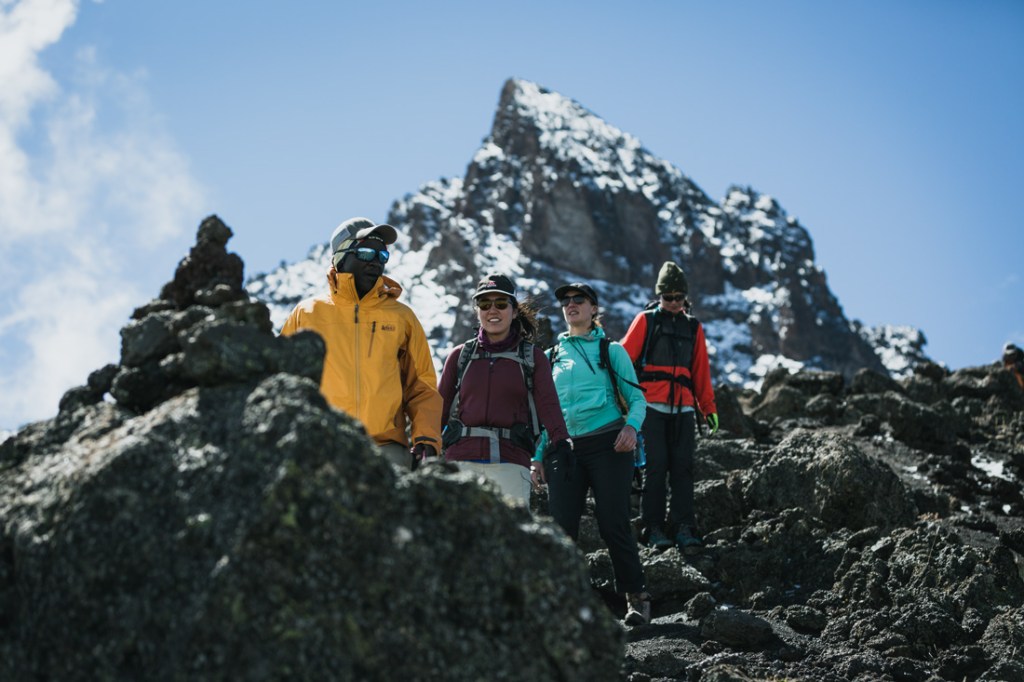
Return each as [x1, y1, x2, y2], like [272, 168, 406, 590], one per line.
[742, 431, 918, 531]
[6, 212, 1024, 682]
[158, 214, 245, 309]
[621, 361, 1024, 680]
[0, 218, 622, 681]
[699, 609, 776, 649]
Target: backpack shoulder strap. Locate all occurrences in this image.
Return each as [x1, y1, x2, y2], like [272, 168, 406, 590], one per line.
[687, 314, 699, 363]
[519, 340, 540, 436]
[636, 308, 660, 371]
[547, 339, 565, 368]
[519, 340, 536, 376]
[449, 337, 479, 421]
[602, 337, 644, 415]
[598, 336, 612, 370]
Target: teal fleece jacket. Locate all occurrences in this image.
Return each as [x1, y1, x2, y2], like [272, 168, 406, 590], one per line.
[534, 327, 647, 460]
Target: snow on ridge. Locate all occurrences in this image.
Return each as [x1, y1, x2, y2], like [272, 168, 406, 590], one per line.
[858, 324, 928, 378]
[510, 79, 685, 197]
[472, 142, 505, 166]
[246, 244, 331, 331]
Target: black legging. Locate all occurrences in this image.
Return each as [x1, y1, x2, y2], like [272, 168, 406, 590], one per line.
[640, 408, 697, 532]
[547, 430, 645, 594]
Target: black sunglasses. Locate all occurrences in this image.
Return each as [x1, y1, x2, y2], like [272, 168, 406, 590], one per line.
[661, 294, 684, 302]
[476, 298, 511, 311]
[344, 247, 390, 264]
[560, 295, 590, 307]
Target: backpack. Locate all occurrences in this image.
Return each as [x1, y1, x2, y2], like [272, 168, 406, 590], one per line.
[633, 306, 700, 375]
[632, 307, 701, 412]
[443, 337, 540, 454]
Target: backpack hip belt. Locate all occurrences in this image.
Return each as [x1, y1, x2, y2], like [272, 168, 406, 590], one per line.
[462, 426, 511, 464]
[638, 370, 693, 390]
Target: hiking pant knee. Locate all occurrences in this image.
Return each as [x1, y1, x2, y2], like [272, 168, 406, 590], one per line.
[548, 431, 645, 594]
[640, 409, 697, 530]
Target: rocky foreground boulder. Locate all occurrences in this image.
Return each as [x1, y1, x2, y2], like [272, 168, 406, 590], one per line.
[0, 217, 622, 681]
[3, 216, 1023, 681]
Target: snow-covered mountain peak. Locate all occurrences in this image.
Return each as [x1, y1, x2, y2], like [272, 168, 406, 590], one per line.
[248, 80, 929, 385]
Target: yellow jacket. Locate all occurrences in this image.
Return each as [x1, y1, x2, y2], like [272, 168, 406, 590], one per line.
[281, 270, 442, 451]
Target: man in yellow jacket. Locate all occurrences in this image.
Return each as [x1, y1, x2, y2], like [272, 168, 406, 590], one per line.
[281, 217, 442, 469]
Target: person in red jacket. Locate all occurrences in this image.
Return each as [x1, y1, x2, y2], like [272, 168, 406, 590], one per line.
[621, 262, 718, 553]
[438, 273, 571, 506]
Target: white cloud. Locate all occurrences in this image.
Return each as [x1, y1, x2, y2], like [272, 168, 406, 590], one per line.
[0, 0, 206, 430]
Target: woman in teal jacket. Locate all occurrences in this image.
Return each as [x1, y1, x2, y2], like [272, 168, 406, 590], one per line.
[531, 282, 650, 626]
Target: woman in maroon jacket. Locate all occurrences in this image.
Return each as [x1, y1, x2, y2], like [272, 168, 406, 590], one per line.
[438, 273, 572, 506]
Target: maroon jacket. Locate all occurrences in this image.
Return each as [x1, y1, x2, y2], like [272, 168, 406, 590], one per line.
[439, 329, 569, 468]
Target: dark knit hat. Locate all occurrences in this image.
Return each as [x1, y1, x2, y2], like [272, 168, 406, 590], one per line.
[474, 273, 517, 300]
[655, 261, 688, 296]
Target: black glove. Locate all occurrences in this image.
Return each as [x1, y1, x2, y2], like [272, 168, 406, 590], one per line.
[411, 443, 438, 471]
[547, 439, 575, 481]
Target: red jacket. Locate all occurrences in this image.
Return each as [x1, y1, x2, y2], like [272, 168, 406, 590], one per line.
[439, 329, 569, 468]
[621, 309, 717, 415]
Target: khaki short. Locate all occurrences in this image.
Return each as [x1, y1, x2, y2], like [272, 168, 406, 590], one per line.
[456, 461, 531, 506]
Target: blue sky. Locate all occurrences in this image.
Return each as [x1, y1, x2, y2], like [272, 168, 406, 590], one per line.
[1, 0, 1021, 431]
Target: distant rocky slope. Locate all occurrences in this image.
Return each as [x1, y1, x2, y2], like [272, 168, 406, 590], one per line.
[2, 216, 1022, 681]
[248, 79, 931, 386]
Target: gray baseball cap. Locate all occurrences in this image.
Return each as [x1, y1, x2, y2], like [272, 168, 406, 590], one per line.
[330, 217, 398, 255]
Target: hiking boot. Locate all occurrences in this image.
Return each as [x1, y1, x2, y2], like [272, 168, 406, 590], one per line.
[647, 527, 673, 551]
[675, 526, 703, 554]
[624, 592, 651, 626]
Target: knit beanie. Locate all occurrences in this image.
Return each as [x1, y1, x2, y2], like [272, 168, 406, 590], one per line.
[655, 261, 688, 296]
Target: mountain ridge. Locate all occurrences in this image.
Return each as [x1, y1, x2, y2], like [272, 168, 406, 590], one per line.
[248, 78, 930, 387]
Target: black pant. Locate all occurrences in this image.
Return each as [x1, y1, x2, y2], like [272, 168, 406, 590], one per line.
[640, 408, 697, 532]
[547, 430, 645, 594]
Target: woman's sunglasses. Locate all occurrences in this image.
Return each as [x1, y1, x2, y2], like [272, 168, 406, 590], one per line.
[661, 294, 684, 302]
[560, 295, 590, 307]
[476, 298, 511, 311]
[344, 247, 390, 264]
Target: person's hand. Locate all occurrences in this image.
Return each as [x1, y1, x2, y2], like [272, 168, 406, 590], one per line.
[706, 413, 719, 435]
[613, 424, 637, 453]
[530, 461, 546, 489]
[411, 443, 438, 470]
[547, 439, 575, 481]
